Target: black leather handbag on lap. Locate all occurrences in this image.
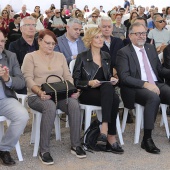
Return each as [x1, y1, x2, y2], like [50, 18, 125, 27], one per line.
[41, 75, 77, 104]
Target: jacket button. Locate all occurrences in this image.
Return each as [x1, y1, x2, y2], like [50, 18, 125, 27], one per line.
[87, 59, 89, 61]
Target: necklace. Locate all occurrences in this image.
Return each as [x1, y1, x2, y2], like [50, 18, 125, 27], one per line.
[39, 51, 54, 70]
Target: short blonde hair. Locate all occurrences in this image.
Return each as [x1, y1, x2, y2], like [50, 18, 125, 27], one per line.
[82, 27, 101, 49]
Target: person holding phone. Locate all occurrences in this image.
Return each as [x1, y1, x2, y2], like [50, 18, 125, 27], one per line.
[73, 27, 124, 154]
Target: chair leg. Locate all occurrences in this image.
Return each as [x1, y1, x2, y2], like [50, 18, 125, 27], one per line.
[65, 115, 69, 128]
[15, 141, 23, 161]
[116, 114, 124, 145]
[84, 107, 93, 132]
[30, 113, 36, 144]
[160, 104, 170, 138]
[134, 104, 144, 144]
[33, 113, 42, 157]
[121, 108, 129, 133]
[54, 114, 61, 141]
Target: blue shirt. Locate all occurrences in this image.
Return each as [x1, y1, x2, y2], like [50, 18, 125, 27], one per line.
[65, 35, 79, 60]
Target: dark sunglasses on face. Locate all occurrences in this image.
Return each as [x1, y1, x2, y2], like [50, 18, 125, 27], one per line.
[92, 16, 98, 18]
[156, 20, 165, 23]
[56, 12, 60, 14]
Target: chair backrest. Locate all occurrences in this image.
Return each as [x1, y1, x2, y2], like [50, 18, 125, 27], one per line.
[158, 52, 163, 63]
[69, 60, 76, 76]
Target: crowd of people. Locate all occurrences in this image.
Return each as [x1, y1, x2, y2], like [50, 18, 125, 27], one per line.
[1, 0, 170, 167]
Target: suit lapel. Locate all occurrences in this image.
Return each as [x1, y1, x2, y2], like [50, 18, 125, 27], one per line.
[77, 38, 82, 54]
[130, 44, 141, 78]
[61, 36, 72, 56]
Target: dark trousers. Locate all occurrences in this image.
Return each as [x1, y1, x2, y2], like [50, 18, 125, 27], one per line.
[79, 83, 119, 135]
[135, 82, 170, 130]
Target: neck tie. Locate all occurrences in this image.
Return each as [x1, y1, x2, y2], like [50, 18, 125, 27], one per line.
[139, 48, 155, 84]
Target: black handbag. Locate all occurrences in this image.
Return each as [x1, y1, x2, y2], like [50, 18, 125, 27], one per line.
[41, 75, 77, 104]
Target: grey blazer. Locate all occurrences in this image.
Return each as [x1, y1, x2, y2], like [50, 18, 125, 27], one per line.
[0, 50, 25, 99]
[54, 34, 87, 64]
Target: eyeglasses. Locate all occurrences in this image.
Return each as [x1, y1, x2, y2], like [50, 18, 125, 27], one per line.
[42, 39, 56, 46]
[92, 16, 98, 18]
[2, 13, 7, 14]
[23, 24, 37, 27]
[130, 32, 147, 37]
[56, 12, 60, 14]
[156, 20, 165, 23]
[162, 10, 165, 11]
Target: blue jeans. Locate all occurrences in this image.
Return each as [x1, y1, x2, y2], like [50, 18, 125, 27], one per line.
[0, 98, 29, 151]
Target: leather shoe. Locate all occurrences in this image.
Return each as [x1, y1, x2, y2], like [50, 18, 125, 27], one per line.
[0, 151, 16, 166]
[106, 141, 124, 154]
[141, 138, 160, 154]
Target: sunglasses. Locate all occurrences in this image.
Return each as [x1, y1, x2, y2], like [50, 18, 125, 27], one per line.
[156, 20, 165, 23]
[56, 12, 60, 14]
[162, 10, 165, 11]
[92, 16, 98, 18]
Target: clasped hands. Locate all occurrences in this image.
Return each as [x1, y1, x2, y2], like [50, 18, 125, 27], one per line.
[0, 64, 10, 82]
[143, 82, 160, 95]
[89, 77, 118, 88]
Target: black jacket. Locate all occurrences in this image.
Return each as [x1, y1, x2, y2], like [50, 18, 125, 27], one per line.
[8, 37, 39, 67]
[101, 36, 124, 69]
[73, 49, 112, 89]
[163, 44, 170, 86]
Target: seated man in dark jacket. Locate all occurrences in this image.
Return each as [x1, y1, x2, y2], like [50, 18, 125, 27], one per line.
[8, 16, 38, 94]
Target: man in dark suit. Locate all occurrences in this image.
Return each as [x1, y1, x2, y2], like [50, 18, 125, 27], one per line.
[163, 44, 170, 86]
[99, 16, 134, 123]
[0, 31, 29, 166]
[116, 22, 170, 154]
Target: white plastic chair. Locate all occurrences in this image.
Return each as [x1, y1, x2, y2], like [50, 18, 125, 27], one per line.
[122, 103, 170, 144]
[159, 104, 170, 138]
[30, 109, 64, 157]
[122, 104, 144, 144]
[80, 104, 124, 145]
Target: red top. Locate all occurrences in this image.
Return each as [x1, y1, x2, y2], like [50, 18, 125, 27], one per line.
[20, 12, 30, 19]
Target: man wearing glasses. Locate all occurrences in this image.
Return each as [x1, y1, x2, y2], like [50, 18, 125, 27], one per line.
[48, 9, 67, 37]
[148, 14, 170, 53]
[8, 16, 38, 94]
[116, 22, 170, 154]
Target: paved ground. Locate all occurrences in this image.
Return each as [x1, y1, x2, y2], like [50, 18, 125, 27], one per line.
[1, 111, 170, 170]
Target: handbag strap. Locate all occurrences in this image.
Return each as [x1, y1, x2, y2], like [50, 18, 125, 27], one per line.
[46, 75, 62, 82]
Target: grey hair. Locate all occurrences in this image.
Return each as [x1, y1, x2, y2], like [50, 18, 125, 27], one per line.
[129, 22, 146, 34]
[20, 16, 36, 27]
[152, 13, 161, 22]
[99, 16, 113, 27]
[67, 18, 82, 26]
